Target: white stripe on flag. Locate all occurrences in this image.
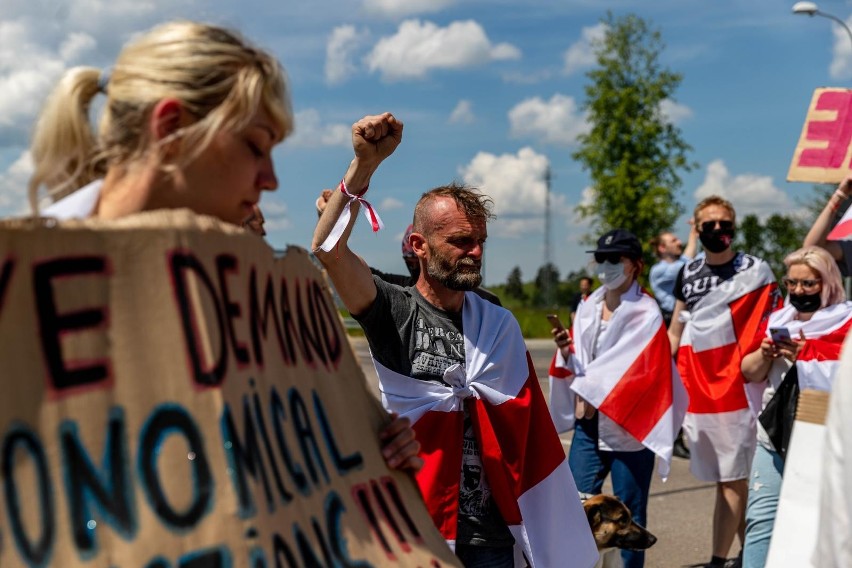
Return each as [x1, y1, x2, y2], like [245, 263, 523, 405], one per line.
[683, 409, 756, 482]
[797, 360, 839, 392]
[514, 459, 599, 568]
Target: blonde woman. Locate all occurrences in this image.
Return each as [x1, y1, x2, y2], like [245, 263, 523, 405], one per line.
[28, 20, 417, 473]
[740, 246, 852, 567]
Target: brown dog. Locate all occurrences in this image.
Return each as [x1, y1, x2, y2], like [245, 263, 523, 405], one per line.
[582, 494, 657, 568]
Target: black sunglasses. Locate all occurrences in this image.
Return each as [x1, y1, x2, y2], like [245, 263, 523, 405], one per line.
[594, 252, 624, 264]
[700, 220, 734, 233]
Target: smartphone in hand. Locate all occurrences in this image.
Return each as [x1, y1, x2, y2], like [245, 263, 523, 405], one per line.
[770, 327, 792, 343]
[546, 314, 565, 331]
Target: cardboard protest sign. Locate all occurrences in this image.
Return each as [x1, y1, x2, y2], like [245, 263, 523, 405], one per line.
[788, 87, 852, 184]
[0, 210, 459, 568]
[765, 390, 830, 568]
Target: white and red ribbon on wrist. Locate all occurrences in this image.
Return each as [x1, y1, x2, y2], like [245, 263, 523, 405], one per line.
[317, 178, 384, 252]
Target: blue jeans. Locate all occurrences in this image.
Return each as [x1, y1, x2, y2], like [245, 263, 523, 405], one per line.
[743, 444, 784, 568]
[454, 544, 514, 568]
[569, 415, 655, 568]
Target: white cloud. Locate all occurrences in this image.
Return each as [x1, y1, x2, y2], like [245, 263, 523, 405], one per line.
[693, 159, 803, 219]
[258, 199, 291, 231]
[659, 99, 693, 124]
[365, 19, 521, 81]
[0, 0, 196, 147]
[379, 197, 404, 210]
[829, 16, 852, 79]
[508, 94, 589, 146]
[287, 109, 350, 148]
[59, 32, 96, 62]
[0, 150, 33, 213]
[460, 147, 571, 237]
[363, 0, 454, 19]
[576, 186, 595, 226]
[0, 22, 82, 131]
[325, 25, 370, 85]
[449, 100, 475, 124]
[563, 23, 606, 76]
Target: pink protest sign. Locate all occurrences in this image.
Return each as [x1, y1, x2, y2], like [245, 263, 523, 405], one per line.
[788, 88, 852, 184]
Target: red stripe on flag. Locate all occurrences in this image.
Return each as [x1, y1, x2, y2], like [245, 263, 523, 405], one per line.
[678, 343, 748, 413]
[827, 217, 852, 241]
[799, 318, 852, 362]
[679, 282, 780, 414]
[412, 410, 465, 539]
[472, 353, 566, 524]
[548, 352, 572, 378]
[730, 283, 781, 357]
[598, 324, 673, 440]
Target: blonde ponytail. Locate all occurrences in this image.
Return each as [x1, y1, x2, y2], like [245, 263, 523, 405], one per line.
[28, 67, 105, 213]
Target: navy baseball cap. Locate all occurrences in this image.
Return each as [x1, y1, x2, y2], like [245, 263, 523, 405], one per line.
[586, 229, 642, 259]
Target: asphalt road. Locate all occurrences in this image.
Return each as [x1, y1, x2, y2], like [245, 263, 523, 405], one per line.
[349, 336, 726, 568]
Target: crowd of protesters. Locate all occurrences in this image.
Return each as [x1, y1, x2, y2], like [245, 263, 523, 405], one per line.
[18, 16, 852, 568]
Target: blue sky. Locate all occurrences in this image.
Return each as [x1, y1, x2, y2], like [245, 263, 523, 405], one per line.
[1, 0, 850, 285]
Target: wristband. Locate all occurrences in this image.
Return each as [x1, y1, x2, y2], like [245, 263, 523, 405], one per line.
[341, 178, 369, 197]
[834, 189, 850, 201]
[317, 179, 384, 253]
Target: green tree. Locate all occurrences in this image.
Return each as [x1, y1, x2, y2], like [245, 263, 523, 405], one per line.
[573, 12, 696, 248]
[734, 213, 809, 281]
[533, 262, 560, 307]
[505, 266, 527, 301]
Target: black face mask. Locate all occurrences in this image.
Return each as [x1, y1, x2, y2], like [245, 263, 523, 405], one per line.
[699, 228, 735, 253]
[789, 292, 821, 313]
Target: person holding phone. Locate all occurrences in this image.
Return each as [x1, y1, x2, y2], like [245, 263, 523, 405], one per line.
[548, 229, 686, 568]
[740, 246, 852, 568]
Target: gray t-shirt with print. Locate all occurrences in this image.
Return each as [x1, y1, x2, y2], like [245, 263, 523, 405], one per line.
[354, 276, 514, 547]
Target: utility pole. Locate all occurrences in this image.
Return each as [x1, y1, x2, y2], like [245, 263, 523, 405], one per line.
[543, 167, 554, 307]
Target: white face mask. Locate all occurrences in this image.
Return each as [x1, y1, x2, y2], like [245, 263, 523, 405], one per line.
[597, 261, 627, 290]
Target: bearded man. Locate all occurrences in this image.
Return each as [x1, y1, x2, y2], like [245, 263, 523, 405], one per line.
[313, 160, 597, 567]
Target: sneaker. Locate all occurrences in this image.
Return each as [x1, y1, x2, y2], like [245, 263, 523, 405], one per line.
[673, 438, 691, 459]
[723, 557, 742, 568]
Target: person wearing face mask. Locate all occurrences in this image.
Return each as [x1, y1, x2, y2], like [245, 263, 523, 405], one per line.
[549, 229, 687, 568]
[668, 196, 781, 568]
[739, 246, 852, 568]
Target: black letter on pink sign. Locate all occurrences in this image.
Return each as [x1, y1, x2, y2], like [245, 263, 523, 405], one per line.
[34, 256, 109, 391]
[170, 252, 227, 387]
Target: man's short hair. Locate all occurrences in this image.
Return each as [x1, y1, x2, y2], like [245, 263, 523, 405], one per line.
[693, 196, 736, 225]
[413, 182, 494, 233]
[579, 276, 593, 286]
[649, 232, 673, 259]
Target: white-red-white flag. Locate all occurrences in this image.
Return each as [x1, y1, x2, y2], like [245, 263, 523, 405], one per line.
[549, 282, 688, 478]
[378, 292, 598, 568]
[677, 257, 781, 482]
[827, 206, 852, 242]
[768, 303, 852, 390]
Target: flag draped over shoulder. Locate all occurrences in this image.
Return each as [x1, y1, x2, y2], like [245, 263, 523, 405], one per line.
[547, 350, 576, 434]
[378, 292, 598, 568]
[768, 303, 852, 391]
[677, 258, 780, 481]
[549, 282, 688, 478]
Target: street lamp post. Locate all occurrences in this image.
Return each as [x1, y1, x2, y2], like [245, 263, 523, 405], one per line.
[793, 2, 852, 48]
